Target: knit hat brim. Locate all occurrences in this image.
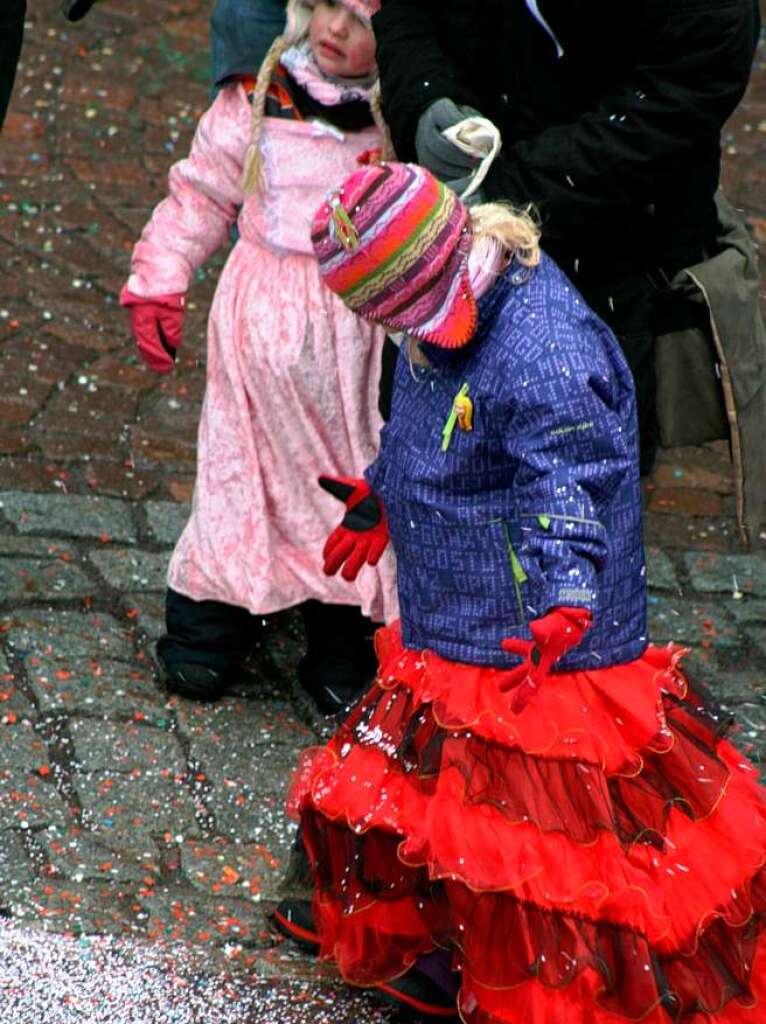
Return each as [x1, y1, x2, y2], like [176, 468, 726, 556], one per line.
[285, 0, 380, 43]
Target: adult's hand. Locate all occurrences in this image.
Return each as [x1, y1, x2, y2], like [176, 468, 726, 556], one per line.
[415, 98, 482, 183]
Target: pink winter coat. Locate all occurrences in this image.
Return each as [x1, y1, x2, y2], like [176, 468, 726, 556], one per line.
[127, 81, 398, 623]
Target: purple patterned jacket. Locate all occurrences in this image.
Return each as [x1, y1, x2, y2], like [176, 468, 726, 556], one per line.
[366, 254, 648, 671]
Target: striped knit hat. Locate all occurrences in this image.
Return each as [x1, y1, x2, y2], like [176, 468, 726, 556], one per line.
[311, 162, 477, 348]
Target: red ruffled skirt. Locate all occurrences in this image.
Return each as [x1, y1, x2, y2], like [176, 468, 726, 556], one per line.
[288, 622, 766, 1022]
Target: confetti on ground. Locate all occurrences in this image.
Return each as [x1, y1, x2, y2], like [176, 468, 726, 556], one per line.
[0, 920, 401, 1024]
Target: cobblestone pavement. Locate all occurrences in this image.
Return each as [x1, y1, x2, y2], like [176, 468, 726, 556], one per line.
[0, 1, 764, 1020]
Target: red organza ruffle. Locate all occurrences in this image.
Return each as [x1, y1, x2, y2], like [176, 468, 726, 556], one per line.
[301, 814, 766, 1021]
[370, 626, 720, 774]
[460, 934, 766, 1024]
[290, 623, 766, 1022]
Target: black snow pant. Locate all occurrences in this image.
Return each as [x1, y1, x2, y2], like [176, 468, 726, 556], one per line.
[157, 589, 260, 672]
[158, 588, 376, 678]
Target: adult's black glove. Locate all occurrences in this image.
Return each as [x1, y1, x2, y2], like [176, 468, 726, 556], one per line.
[415, 98, 482, 184]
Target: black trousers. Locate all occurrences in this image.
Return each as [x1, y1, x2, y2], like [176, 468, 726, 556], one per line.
[0, 0, 25, 131]
[158, 588, 376, 673]
[157, 589, 260, 671]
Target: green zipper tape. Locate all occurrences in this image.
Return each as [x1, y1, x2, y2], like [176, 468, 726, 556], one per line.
[502, 523, 527, 621]
[441, 383, 470, 452]
[508, 545, 528, 585]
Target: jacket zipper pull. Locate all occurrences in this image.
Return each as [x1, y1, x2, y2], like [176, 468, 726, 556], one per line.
[441, 383, 471, 451]
[502, 523, 528, 621]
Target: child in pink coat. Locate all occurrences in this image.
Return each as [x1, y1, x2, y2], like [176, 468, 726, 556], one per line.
[121, 0, 397, 710]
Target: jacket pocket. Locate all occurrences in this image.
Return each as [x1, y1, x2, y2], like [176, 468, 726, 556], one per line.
[395, 515, 528, 641]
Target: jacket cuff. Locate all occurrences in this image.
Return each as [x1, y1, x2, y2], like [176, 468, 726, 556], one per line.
[540, 582, 596, 617]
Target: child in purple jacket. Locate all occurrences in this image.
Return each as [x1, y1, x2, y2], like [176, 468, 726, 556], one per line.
[274, 162, 766, 1023]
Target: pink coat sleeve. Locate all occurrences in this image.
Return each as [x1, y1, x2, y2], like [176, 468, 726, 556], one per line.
[126, 84, 252, 297]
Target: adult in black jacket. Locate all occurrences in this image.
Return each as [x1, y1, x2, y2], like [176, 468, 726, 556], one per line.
[0, 0, 26, 131]
[372, 0, 761, 471]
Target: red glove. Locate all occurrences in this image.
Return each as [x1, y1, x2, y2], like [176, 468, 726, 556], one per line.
[120, 285, 185, 374]
[319, 475, 389, 582]
[499, 607, 592, 714]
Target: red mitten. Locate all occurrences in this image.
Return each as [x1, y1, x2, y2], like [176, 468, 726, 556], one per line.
[120, 285, 185, 373]
[499, 606, 592, 713]
[319, 475, 389, 582]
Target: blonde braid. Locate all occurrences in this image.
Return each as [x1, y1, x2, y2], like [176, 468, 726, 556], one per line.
[370, 81, 396, 160]
[242, 35, 291, 195]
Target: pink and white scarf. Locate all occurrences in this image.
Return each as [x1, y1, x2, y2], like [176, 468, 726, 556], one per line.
[281, 40, 376, 107]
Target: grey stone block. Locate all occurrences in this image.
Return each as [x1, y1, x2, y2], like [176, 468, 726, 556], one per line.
[0, 655, 34, 717]
[136, 883, 275, 949]
[77, 771, 200, 841]
[0, 832, 35, 892]
[0, 771, 69, 829]
[125, 592, 165, 641]
[39, 825, 158, 885]
[181, 837, 287, 900]
[144, 501, 190, 548]
[25, 655, 161, 717]
[3, 609, 135, 662]
[684, 552, 766, 598]
[0, 492, 136, 544]
[7, 880, 143, 936]
[0, 716, 48, 770]
[207, 775, 296, 854]
[70, 719, 185, 775]
[0, 537, 78, 559]
[648, 598, 740, 649]
[178, 697, 312, 768]
[89, 547, 168, 592]
[645, 546, 679, 592]
[0, 557, 93, 602]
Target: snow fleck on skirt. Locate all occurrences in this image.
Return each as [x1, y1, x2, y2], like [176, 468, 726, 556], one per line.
[288, 622, 766, 1023]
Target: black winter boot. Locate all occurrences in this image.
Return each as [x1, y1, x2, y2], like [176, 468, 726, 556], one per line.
[271, 899, 319, 952]
[156, 589, 263, 701]
[297, 601, 378, 716]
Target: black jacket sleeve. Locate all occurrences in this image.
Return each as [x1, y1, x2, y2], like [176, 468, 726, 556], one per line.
[374, 0, 760, 239]
[373, 0, 484, 157]
[484, 0, 760, 238]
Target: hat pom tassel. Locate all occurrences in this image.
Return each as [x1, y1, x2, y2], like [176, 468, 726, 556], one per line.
[329, 198, 361, 252]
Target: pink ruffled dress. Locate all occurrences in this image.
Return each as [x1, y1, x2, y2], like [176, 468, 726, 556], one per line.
[127, 81, 398, 623]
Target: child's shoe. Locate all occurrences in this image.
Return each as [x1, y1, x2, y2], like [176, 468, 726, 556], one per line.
[156, 589, 262, 701]
[271, 899, 320, 952]
[61, 0, 99, 20]
[297, 600, 378, 716]
[375, 955, 460, 1019]
[156, 658, 228, 701]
